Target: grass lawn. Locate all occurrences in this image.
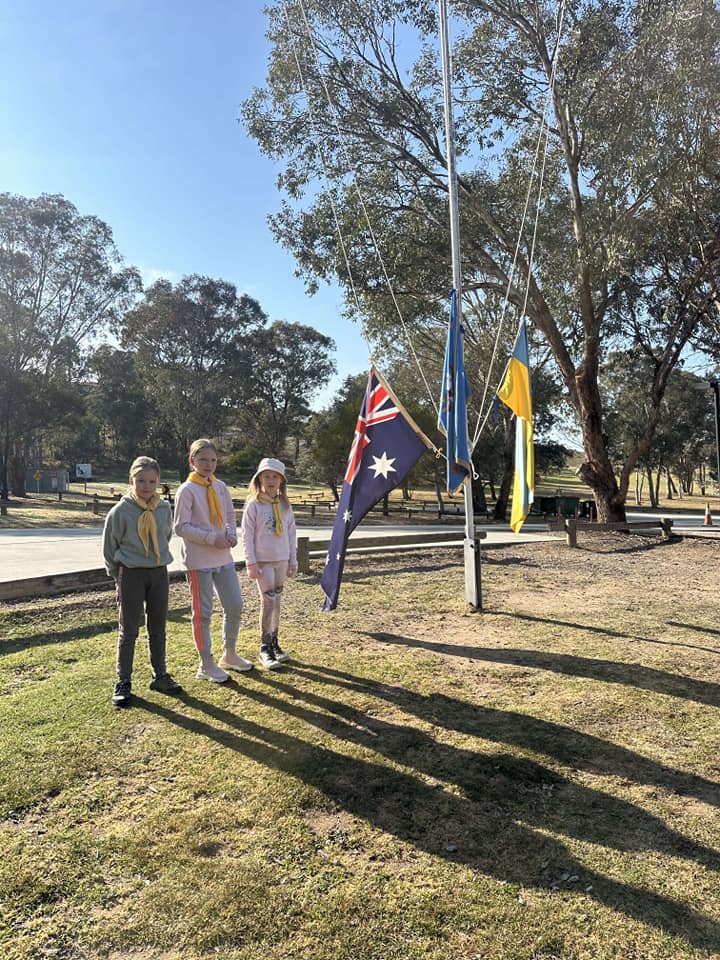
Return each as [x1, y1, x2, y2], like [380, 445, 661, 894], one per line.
[2, 535, 720, 958]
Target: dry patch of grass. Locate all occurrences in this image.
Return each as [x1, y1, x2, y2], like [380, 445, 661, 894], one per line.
[2, 536, 720, 958]
[0, 494, 108, 528]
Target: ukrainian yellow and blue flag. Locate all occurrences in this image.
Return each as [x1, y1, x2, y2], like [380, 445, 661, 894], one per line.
[497, 318, 534, 532]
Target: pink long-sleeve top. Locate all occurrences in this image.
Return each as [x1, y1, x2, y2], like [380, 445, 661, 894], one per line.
[173, 476, 237, 571]
[241, 498, 297, 566]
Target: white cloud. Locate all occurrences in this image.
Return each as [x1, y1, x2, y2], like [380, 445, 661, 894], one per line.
[139, 266, 180, 287]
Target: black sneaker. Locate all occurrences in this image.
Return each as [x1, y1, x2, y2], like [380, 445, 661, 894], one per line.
[271, 637, 290, 663]
[149, 673, 183, 694]
[112, 680, 132, 707]
[259, 644, 281, 670]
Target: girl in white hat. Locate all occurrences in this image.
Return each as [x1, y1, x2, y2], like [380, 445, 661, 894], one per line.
[241, 457, 297, 668]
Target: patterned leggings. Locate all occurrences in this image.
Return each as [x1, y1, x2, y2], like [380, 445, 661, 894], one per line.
[254, 560, 288, 639]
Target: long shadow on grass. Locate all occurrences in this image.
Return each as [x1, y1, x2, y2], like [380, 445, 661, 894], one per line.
[288, 663, 720, 807]
[0, 602, 190, 653]
[135, 690, 720, 949]
[666, 620, 720, 641]
[509, 612, 720, 656]
[0, 619, 118, 654]
[365, 631, 720, 708]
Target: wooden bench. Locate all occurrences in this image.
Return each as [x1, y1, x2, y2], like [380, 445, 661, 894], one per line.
[548, 517, 674, 547]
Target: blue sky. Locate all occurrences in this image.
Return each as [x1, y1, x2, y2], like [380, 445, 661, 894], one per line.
[0, 0, 371, 407]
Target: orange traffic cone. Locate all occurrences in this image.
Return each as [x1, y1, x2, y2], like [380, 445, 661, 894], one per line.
[704, 503, 713, 526]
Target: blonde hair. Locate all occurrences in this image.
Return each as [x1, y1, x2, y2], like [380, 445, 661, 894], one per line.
[188, 438, 217, 466]
[129, 456, 160, 479]
[246, 472, 290, 509]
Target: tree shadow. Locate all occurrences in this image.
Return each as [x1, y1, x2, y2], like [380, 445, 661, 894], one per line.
[363, 630, 720, 708]
[666, 620, 720, 642]
[508, 611, 720, 655]
[0, 619, 119, 655]
[134, 688, 720, 949]
[1, 600, 190, 653]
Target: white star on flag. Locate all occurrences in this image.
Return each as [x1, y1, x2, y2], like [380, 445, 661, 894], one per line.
[343, 509, 351, 523]
[368, 451, 397, 479]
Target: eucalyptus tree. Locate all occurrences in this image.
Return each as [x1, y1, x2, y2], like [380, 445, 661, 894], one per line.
[243, 0, 720, 521]
[237, 319, 336, 459]
[0, 192, 141, 495]
[603, 353, 715, 503]
[121, 275, 267, 475]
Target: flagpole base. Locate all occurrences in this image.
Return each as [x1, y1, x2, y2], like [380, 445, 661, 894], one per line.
[464, 537, 482, 611]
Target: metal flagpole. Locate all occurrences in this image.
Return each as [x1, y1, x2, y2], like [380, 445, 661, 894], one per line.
[438, 0, 481, 610]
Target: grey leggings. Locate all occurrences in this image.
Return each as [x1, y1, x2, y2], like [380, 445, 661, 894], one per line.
[254, 560, 288, 639]
[187, 562, 243, 661]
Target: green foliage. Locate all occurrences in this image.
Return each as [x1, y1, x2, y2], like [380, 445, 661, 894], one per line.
[298, 372, 367, 497]
[243, 0, 720, 519]
[236, 320, 337, 458]
[0, 192, 141, 494]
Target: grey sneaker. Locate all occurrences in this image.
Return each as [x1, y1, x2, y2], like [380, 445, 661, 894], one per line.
[112, 680, 132, 707]
[259, 644, 281, 670]
[149, 673, 183, 693]
[196, 662, 230, 683]
[218, 652, 253, 672]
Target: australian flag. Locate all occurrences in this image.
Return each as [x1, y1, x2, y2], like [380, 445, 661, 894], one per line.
[321, 369, 432, 611]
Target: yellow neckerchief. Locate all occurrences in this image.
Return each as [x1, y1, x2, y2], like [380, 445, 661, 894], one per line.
[258, 492, 283, 537]
[129, 489, 162, 563]
[187, 471, 223, 528]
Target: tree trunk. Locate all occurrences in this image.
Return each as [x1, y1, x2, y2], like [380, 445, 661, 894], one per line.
[646, 464, 658, 508]
[10, 452, 27, 497]
[0, 429, 9, 500]
[471, 475, 488, 515]
[573, 380, 627, 523]
[654, 464, 662, 505]
[493, 425, 515, 521]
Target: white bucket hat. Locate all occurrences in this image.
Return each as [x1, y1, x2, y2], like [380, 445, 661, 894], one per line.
[252, 457, 286, 482]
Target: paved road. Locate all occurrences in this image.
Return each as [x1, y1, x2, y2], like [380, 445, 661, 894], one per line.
[2, 509, 717, 585]
[0, 522, 561, 584]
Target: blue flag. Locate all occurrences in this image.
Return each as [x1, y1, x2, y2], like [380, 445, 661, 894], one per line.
[321, 369, 432, 611]
[438, 289, 472, 494]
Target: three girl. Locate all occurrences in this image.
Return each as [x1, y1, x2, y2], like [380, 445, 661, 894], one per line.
[241, 457, 297, 669]
[103, 456, 182, 707]
[173, 438, 252, 682]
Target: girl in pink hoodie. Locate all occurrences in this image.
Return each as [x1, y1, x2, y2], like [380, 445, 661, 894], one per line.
[174, 438, 251, 682]
[241, 457, 297, 670]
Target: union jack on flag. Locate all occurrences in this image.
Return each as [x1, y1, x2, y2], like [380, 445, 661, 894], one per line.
[345, 379, 401, 484]
[321, 369, 432, 611]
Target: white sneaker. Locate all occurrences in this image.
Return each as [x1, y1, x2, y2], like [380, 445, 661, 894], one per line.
[259, 645, 281, 670]
[218, 652, 253, 672]
[196, 662, 230, 683]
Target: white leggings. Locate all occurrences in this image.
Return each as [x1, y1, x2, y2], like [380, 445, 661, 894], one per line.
[254, 560, 288, 639]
